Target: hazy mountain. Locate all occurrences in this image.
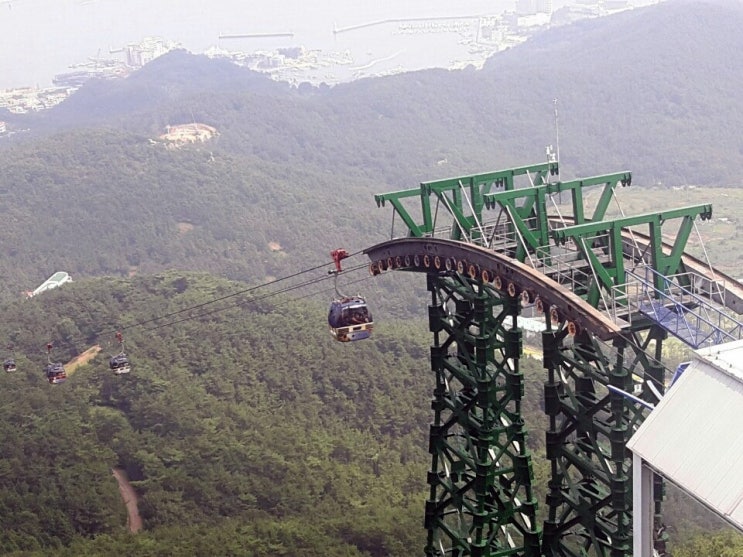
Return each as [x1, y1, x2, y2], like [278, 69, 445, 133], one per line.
[0, 3, 741, 554]
[1, 0, 741, 298]
[13, 0, 743, 188]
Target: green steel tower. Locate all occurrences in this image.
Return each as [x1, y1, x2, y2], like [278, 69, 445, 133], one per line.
[367, 161, 743, 556]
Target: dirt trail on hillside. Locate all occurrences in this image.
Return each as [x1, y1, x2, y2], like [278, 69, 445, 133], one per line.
[64, 345, 101, 375]
[112, 468, 143, 533]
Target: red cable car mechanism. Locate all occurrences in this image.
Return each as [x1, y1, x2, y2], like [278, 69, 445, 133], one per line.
[328, 249, 374, 342]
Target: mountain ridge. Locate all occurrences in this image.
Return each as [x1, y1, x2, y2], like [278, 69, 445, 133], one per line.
[0, 0, 741, 300]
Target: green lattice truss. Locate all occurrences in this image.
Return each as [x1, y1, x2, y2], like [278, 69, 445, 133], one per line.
[374, 162, 713, 556]
[426, 273, 540, 556]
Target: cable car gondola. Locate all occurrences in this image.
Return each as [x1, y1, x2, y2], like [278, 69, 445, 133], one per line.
[45, 362, 67, 384]
[3, 344, 16, 372]
[328, 296, 373, 342]
[328, 248, 374, 342]
[44, 343, 67, 385]
[109, 332, 131, 374]
[109, 354, 131, 374]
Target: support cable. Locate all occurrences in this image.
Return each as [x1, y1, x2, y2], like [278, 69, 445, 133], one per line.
[579, 236, 611, 312]
[116, 251, 365, 334]
[612, 191, 647, 274]
[693, 220, 726, 302]
[142, 263, 369, 333]
[486, 207, 506, 250]
[41, 253, 369, 351]
[440, 193, 470, 243]
[547, 190, 568, 228]
[458, 179, 486, 243]
[505, 204, 536, 268]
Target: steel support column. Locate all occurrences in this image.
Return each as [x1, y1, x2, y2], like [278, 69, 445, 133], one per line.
[542, 320, 646, 556]
[425, 272, 541, 556]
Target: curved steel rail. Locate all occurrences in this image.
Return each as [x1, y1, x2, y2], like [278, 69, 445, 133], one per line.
[364, 237, 622, 341]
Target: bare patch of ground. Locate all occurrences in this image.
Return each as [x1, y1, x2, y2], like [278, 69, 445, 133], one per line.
[177, 222, 194, 234]
[64, 345, 101, 376]
[112, 468, 142, 533]
[158, 123, 218, 147]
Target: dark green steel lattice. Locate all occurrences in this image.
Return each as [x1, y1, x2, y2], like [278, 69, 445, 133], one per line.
[425, 272, 540, 556]
[371, 162, 715, 557]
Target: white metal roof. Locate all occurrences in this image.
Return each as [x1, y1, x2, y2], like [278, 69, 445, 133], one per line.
[30, 271, 71, 297]
[627, 339, 743, 531]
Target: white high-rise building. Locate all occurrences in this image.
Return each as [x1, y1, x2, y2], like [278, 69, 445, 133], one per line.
[516, 0, 553, 15]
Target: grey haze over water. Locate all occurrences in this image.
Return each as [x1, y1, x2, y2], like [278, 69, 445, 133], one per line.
[0, 0, 511, 89]
[0, 0, 655, 90]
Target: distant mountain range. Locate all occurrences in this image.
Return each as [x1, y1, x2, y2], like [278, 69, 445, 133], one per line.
[5, 0, 740, 185]
[0, 0, 741, 300]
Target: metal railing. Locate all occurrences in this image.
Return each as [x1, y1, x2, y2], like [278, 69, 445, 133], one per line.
[615, 266, 743, 348]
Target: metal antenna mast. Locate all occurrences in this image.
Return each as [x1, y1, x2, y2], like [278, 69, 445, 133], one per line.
[553, 98, 560, 181]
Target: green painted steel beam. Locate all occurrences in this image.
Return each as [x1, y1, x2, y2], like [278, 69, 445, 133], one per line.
[479, 172, 632, 264]
[365, 236, 678, 556]
[542, 324, 647, 557]
[421, 161, 558, 194]
[482, 171, 631, 220]
[425, 273, 541, 556]
[374, 187, 430, 237]
[551, 204, 713, 297]
[551, 205, 713, 246]
[374, 162, 559, 240]
[370, 164, 713, 557]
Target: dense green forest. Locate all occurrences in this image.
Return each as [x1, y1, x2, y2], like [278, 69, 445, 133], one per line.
[0, 272, 737, 555]
[0, 272, 433, 555]
[0, 0, 741, 554]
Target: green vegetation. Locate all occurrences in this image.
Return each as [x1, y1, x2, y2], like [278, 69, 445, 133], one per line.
[0, 1, 741, 553]
[0, 2, 742, 303]
[0, 272, 735, 555]
[0, 272, 432, 554]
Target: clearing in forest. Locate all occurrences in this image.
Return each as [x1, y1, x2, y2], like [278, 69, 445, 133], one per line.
[64, 345, 102, 375]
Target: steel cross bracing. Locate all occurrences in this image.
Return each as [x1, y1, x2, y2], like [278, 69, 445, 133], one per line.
[369, 162, 743, 556]
[424, 272, 541, 556]
[366, 238, 664, 556]
[374, 162, 559, 242]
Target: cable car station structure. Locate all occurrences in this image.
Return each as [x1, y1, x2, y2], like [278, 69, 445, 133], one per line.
[365, 161, 743, 556]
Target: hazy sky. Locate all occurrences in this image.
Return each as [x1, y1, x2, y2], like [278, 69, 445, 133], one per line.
[0, 0, 655, 90]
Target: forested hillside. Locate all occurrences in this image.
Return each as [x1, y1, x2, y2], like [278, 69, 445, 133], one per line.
[6, 0, 743, 188]
[0, 1, 742, 301]
[0, 271, 555, 555]
[0, 128, 403, 301]
[0, 272, 435, 555]
[0, 0, 742, 554]
[0, 272, 736, 556]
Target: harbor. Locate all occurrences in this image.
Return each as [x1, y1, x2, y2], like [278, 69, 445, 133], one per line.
[0, 1, 641, 117]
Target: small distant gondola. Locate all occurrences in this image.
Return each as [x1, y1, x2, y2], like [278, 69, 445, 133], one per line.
[3, 344, 16, 372]
[109, 353, 131, 375]
[44, 343, 67, 385]
[109, 332, 131, 374]
[45, 362, 67, 385]
[328, 248, 374, 342]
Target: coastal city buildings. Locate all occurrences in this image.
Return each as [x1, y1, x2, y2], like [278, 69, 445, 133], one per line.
[0, 1, 645, 122]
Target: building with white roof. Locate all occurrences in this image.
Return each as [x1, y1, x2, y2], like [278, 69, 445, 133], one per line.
[627, 339, 743, 555]
[27, 271, 72, 297]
